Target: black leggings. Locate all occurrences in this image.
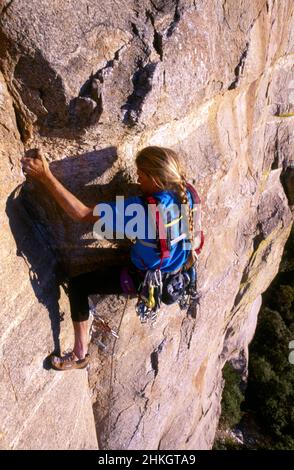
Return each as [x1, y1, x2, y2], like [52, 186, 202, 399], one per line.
[67, 263, 142, 322]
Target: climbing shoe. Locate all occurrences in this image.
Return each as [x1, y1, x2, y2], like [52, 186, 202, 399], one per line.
[50, 351, 90, 371]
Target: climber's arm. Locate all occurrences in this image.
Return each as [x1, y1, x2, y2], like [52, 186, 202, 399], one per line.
[21, 150, 99, 223]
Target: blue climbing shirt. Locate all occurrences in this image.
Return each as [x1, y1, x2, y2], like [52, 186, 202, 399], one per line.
[94, 189, 193, 272]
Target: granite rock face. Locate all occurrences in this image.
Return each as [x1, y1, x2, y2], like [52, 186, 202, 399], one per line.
[0, 0, 293, 449]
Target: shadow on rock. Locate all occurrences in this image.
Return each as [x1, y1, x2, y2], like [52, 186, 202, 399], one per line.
[6, 184, 64, 362]
[6, 146, 138, 367]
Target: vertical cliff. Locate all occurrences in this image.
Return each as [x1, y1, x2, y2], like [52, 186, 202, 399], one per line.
[0, 0, 293, 449]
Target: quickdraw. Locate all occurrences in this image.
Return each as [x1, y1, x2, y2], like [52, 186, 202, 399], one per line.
[136, 269, 163, 324]
[89, 299, 119, 350]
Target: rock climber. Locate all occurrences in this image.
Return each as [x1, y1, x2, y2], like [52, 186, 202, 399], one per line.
[21, 146, 200, 370]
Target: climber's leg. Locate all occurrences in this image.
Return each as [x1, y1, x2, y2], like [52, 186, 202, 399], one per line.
[51, 263, 141, 370]
[50, 265, 123, 369]
[67, 264, 123, 323]
[73, 320, 89, 360]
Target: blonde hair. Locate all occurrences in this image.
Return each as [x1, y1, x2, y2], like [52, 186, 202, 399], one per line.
[135, 146, 194, 243]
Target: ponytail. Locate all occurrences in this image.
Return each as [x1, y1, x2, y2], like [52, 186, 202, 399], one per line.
[135, 146, 195, 247]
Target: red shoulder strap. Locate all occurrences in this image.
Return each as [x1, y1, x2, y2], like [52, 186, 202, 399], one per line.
[186, 182, 201, 204]
[195, 231, 205, 255]
[146, 196, 170, 261]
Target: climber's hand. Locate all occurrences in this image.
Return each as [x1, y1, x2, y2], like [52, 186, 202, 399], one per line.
[21, 148, 51, 183]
